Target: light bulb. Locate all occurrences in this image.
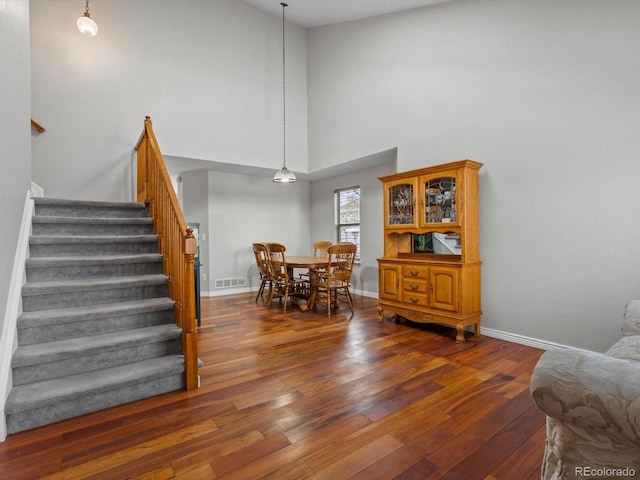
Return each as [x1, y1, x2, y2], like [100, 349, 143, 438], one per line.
[77, 13, 98, 36]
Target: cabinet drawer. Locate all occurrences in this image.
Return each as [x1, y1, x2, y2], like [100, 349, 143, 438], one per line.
[402, 291, 428, 306]
[403, 278, 428, 293]
[402, 265, 428, 279]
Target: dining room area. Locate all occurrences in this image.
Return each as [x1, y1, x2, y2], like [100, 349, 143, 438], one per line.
[177, 157, 397, 312]
[252, 241, 357, 317]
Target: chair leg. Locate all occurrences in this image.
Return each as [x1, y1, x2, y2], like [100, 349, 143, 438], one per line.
[344, 287, 354, 313]
[283, 284, 290, 314]
[308, 287, 316, 311]
[266, 283, 275, 306]
[266, 280, 281, 307]
[255, 279, 266, 303]
[312, 287, 326, 314]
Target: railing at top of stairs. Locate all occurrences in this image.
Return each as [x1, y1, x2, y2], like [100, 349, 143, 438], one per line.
[31, 119, 46, 132]
[134, 116, 199, 390]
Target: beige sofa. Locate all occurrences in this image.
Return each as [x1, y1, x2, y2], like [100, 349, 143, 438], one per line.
[530, 300, 640, 480]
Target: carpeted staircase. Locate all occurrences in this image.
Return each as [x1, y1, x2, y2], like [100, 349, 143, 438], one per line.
[5, 197, 187, 434]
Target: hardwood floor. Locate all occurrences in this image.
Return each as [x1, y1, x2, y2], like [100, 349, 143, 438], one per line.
[0, 293, 546, 479]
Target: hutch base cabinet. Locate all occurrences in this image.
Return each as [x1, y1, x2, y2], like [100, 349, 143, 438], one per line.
[377, 160, 483, 342]
[377, 258, 481, 342]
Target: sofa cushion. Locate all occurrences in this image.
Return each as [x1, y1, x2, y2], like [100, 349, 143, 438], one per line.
[606, 335, 640, 364]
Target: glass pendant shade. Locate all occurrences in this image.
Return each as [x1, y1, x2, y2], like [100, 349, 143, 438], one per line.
[77, 13, 98, 36]
[77, 0, 98, 37]
[273, 165, 296, 183]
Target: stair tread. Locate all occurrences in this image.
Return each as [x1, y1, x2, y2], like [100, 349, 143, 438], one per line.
[22, 274, 168, 296]
[18, 298, 175, 327]
[34, 197, 146, 209]
[30, 235, 158, 244]
[5, 356, 185, 415]
[32, 215, 153, 225]
[13, 324, 182, 367]
[26, 253, 162, 267]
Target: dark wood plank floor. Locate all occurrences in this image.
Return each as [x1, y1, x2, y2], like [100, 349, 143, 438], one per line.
[0, 293, 546, 479]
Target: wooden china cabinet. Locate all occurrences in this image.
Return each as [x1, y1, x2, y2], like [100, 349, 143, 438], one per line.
[377, 160, 483, 342]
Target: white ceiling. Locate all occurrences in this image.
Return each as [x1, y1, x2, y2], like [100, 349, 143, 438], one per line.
[243, 0, 451, 28]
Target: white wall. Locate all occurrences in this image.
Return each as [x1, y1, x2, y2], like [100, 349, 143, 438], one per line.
[207, 171, 311, 296]
[28, 0, 640, 351]
[307, 0, 640, 351]
[0, 0, 32, 331]
[310, 161, 395, 296]
[181, 171, 210, 293]
[29, 0, 308, 201]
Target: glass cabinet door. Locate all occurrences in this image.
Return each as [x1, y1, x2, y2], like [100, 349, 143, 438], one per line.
[386, 179, 417, 228]
[421, 176, 457, 225]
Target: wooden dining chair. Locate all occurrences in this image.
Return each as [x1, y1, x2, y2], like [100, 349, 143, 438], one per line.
[265, 243, 307, 313]
[313, 241, 333, 257]
[252, 243, 271, 303]
[308, 242, 357, 318]
[299, 240, 334, 285]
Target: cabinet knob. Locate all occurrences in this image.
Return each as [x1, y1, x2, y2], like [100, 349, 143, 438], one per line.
[410, 297, 419, 303]
[410, 284, 419, 290]
[410, 270, 419, 277]
[430, 284, 434, 292]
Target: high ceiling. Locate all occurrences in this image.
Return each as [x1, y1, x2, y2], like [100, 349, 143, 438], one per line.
[243, 0, 451, 28]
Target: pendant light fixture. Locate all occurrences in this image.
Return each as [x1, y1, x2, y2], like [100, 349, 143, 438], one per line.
[273, 2, 296, 183]
[77, 0, 98, 37]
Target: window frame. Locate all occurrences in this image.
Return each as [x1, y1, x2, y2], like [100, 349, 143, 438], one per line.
[334, 186, 361, 263]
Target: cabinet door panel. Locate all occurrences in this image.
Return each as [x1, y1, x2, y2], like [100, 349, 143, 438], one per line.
[384, 178, 418, 229]
[419, 172, 459, 228]
[430, 267, 459, 312]
[379, 264, 401, 301]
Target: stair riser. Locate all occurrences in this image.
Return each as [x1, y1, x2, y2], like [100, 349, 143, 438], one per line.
[34, 204, 149, 219]
[13, 339, 182, 386]
[32, 223, 154, 236]
[30, 241, 159, 257]
[18, 309, 175, 345]
[22, 284, 169, 312]
[26, 261, 163, 282]
[6, 373, 184, 434]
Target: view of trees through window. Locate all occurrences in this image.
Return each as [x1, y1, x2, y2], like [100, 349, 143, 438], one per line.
[334, 187, 360, 262]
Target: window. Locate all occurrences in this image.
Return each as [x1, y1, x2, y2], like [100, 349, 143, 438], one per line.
[334, 186, 360, 262]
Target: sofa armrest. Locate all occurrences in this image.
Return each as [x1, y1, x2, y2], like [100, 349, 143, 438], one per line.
[623, 300, 640, 336]
[531, 348, 640, 446]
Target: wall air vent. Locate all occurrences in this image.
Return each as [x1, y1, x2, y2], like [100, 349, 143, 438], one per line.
[214, 277, 247, 289]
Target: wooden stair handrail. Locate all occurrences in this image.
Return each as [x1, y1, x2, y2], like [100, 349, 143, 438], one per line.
[31, 119, 46, 132]
[135, 116, 199, 390]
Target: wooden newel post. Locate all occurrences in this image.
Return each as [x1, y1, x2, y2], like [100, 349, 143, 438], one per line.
[135, 117, 152, 203]
[183, 228, 199, 390]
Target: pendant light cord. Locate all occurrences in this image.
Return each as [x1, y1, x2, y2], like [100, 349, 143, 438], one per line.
[281, 2, 287, 169]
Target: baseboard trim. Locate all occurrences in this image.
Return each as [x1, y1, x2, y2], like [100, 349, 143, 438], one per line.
[352, 289, 378, 299]
[480, 327, 590, 353]
[0, 191, 34, 442]
[204, 287, 252, 297]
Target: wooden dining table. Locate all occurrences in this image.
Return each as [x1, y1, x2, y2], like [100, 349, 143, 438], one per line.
[285, 255, 331, 269]
[284, 256, 330, 311]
